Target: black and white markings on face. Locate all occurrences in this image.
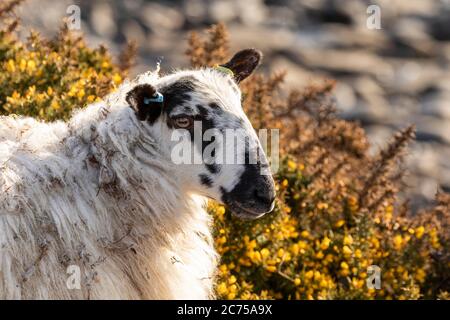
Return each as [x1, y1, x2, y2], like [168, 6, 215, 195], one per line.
[143, 75, 257, 195]
[199, 173, 213, 187]
[155, 76, 252, 189]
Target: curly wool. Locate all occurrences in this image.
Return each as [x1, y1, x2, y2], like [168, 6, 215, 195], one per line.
[0, 72, 217, 299]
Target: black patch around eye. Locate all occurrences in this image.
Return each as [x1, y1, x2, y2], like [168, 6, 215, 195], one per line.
[160, 77, 197, 128]
[196, 105, 209, 118]
[199, 174, 213, 187]
[208, 102, 221, 110]
[206, 164, 221, 174]
[182, 105, 193, 113]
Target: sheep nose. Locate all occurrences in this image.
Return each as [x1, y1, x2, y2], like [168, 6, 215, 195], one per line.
[221, 163, 276, 218]
[254, 187, 276, 209]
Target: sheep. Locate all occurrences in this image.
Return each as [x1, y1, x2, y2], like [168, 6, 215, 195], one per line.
[0, 49, 276, 299]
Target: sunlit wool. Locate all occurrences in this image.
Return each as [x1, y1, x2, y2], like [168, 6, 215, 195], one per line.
[0, 71, 218, 299]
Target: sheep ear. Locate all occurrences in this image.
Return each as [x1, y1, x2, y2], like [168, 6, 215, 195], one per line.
[126, 84, 163, 123]
[220, 49, 262, 83]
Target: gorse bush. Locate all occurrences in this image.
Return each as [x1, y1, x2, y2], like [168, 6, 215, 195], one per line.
[189, 24, 449, 300]
[1, 1, 449, 300]
[0, 1, 133, 121]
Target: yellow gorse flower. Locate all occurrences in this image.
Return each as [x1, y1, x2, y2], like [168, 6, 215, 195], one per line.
[342, 245, 352, 255]
[415, 226, 425, 239]
[320, 236, 331, 250]
[343, 235, 353, 245]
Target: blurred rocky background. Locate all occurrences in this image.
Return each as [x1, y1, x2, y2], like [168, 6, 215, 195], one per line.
[14, 0, 450, 210]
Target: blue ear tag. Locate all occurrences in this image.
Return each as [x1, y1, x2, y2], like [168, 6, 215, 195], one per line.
[143, 92, 164, 105]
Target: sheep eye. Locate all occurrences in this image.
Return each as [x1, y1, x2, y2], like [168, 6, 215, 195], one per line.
[173, 116, 193, 129]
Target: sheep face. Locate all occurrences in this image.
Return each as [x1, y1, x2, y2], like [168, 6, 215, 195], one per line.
[126, 49, 275, 220]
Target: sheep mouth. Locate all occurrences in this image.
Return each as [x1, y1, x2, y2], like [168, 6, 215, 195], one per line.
[225, 201, 273, 220]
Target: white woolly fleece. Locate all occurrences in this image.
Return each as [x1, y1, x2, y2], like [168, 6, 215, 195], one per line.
[0, 71, 219, 299]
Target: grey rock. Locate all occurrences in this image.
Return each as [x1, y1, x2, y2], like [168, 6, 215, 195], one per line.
[209, 0, 238, 23]
[236, 0, 267, 26]
[91, 2, 117, 39]
[334, 82, 357, 113]
[421, 92, 450, 119]
[392, 18, 437, 57]
[140, 3, 185, 34]
[183, 0, 209, 24]
[294, 49, 393, 78]
[429, 2, 450, 41]
[414, 116, 450, 145]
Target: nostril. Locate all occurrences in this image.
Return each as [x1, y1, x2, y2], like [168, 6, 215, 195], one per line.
[254, 188, 275, 204]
